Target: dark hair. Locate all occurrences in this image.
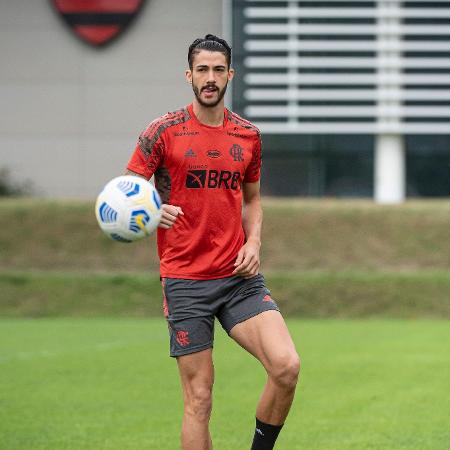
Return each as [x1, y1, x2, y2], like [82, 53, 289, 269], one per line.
[188, 34, 232, 69]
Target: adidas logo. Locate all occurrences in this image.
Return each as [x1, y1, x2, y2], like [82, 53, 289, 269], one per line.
[185, 149, 196, 158]
[256, 428, 264, 436]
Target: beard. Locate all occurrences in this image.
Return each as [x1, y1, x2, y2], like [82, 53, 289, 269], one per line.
[192, 81, 228, 108]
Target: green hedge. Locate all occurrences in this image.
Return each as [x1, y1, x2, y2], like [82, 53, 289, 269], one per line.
[1, 271, 449, 318]
[1, 199, 449, 272]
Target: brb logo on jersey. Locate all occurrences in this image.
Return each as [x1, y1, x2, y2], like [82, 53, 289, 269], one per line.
[186, 170, 241, 190]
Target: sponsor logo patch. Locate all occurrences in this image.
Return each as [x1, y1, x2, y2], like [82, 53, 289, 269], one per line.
[186, 170, 241, 190]
[227, 127, 247, 138]
[184, 148, 196, 158]
[207, 149, 221, 159]
[186, 170, 207, 189]
[174, 126, 200, 137]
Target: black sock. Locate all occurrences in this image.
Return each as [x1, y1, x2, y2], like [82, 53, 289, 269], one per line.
[250, 417, 284, 450]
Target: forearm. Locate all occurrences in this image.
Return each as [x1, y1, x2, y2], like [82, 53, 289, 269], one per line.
[242, 197, 262, 246]
[233, 182, 262, 278]
[124, 169, 148, 179]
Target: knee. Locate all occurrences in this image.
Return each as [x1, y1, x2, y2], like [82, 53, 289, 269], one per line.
[184, 385, 213, 422]
[269, 352, 301, 391]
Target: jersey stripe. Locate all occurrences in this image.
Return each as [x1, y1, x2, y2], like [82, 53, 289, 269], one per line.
[143, 108, 189, 140]
[228, 111, 260, 134]
[139, 108, 191, 158]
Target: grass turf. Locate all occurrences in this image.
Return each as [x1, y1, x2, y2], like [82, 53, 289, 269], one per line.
[1, 318, 449, 449]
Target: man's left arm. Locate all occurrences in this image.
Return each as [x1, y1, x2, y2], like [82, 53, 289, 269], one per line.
[233, 181, 262, 279]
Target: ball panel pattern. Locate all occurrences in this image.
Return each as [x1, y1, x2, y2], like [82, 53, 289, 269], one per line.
[95, 175, 162, 243]
[98, 202, 118, 224]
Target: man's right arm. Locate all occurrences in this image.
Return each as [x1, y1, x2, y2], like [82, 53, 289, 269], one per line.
[124, 169, 147, 179]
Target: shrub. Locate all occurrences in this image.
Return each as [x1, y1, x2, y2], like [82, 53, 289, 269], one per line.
[0, 167, 33, 197]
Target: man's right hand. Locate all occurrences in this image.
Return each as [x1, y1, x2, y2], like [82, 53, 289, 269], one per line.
[158, 204, 184, 229]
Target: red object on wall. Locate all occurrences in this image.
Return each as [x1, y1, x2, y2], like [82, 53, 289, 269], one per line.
[52, 0, 145, 47]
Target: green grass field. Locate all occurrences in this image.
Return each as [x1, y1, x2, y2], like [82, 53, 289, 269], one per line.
[1, 318, 449, 450]
[1, 199, 449, 449]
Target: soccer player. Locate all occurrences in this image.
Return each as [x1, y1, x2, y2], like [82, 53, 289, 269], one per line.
[126, 34, 300, 450]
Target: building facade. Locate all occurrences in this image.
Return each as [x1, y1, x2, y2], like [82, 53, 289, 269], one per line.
[230, 0, 450, 201]
[0, 0, 448, 200]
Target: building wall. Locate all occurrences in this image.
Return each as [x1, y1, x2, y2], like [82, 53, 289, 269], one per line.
[0, 0, 223, 197]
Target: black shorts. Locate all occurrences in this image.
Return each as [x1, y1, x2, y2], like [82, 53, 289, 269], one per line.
[161, 274, 280, 357]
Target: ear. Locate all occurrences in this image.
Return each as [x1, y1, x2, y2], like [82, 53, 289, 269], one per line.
[227, 68, 235, 82]
[185, 69, 192, 84]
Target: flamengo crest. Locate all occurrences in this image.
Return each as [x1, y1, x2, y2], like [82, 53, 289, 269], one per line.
[52, 0, 146, 47]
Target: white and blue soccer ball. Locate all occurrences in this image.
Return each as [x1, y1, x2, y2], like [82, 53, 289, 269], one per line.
[95, 175, 162, 243]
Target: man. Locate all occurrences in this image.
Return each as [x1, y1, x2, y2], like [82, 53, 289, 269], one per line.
[126, 34, 300, 450]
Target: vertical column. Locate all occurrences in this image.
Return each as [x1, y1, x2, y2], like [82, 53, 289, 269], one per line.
[375, 134, 405, 203]
[375, 0, 405, 203]
[223, 0, 233, 108]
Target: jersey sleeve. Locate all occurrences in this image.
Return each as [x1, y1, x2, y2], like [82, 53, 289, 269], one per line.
[244, 132, 262, 183]
[126, 121, 166, 179]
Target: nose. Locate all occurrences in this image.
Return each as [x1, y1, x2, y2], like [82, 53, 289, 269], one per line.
[207, 69, 216, 83]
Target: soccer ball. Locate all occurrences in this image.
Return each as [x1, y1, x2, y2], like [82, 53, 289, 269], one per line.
[95, 175, 162, 243]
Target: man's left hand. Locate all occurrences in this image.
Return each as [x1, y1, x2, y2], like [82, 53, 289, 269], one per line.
[232, 238, 261, 279]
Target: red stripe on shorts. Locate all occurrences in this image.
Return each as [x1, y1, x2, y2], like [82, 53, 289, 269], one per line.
[161, 278, 169, 318]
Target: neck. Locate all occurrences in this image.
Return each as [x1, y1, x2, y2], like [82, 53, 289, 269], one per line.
[192, 99, 225, 127]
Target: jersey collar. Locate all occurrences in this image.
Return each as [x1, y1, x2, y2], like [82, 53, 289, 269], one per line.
[188, 103, 229, 130]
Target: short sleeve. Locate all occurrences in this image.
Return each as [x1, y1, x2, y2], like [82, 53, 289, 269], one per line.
[126, 121, 166, 179]
[244, 133, 262, 183]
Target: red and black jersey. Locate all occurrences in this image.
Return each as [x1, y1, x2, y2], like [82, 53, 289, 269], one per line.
[127, 103, 261, 280]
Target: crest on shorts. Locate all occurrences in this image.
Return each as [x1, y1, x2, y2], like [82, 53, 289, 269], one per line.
[52, 0, 146, 47]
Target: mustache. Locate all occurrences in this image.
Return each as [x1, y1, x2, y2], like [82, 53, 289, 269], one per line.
[201, 85, 218, 91]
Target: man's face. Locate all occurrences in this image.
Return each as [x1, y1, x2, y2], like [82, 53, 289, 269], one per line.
[186, 50, 234, 108]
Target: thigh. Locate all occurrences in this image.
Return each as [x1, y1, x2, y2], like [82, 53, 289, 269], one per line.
[217, 274, 280, 335]
[229, 310, 298, 372]
[163, 278, 216, 357]
[177, 348, 214, 394]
